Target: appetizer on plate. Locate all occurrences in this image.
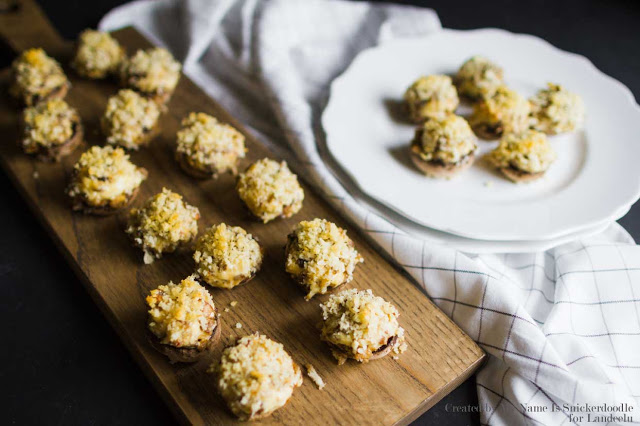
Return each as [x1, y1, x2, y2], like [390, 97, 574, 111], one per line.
[469, 85, 531, 139]
[320, 288, 406, 365]
[193, 223, 263, 289]
[10, 48, 70, 106]
[67, 145, 148, 214]
[285, 218, 363, 300]
[454, 55, 504, 101]
[236, 158, 304, 223]
[72, 29, 125, 79]
[403, 74, 459, 122]
[530, 83, 585, 134]
[146, 275, 220, 363]
[101, 89, 161, 150]
[120, 47, 181, 104]
[175, 112, 246, 179]
[410, 114, 477, 178]
[20, 98, 82, 161]
[211, 333, 303, 420]
[126, 188, 200, 264]
[486, 129, 556, 182]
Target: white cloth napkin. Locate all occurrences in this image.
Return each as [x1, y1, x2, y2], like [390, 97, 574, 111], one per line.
[100, 1, 640, 424]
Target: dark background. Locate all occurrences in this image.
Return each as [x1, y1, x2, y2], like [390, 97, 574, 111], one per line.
[1, 0, 639, 425]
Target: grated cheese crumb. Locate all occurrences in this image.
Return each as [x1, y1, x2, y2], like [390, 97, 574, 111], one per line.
[305, 364, 325, 390]
[235, 323, 242, 329]
[230, 301, 238, 307]
[33, 171, 39, 179]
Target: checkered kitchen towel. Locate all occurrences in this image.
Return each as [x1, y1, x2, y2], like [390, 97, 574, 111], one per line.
[100, 1, 640, 424]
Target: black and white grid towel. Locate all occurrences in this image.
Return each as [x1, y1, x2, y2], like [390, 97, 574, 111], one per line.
[100, 1, 640, 424]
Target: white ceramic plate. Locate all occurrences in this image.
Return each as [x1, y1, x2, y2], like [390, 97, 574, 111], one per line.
[322, 29, 640, 241]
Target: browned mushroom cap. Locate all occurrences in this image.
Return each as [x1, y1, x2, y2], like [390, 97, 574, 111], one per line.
[148, 308, 221, 364]
[499, 166, 545, 183]
[69, 168, 148, 215]
[410, 141, 475, 178]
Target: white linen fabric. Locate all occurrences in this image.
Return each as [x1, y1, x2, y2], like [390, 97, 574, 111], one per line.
[100, 1, 640, 424]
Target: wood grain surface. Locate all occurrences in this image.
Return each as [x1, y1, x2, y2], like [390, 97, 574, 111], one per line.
[0, 16, 484, 425]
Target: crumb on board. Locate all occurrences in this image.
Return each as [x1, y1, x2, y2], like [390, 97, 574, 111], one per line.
[33, 171, 39, 179]
[143, 251, 155, 265]
[223, 307, 230, 313]
[235, 322, 242, 329]
[305, 364, 325, 390]
[230, 300, 238, 307]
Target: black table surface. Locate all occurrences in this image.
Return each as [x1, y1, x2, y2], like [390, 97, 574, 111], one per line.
[2, 1, 639, 425]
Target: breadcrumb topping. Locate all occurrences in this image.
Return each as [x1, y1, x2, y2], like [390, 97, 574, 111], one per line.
[21, 99, 79, 153]
[146, 275, 217, 348]
[285, 219, 363, 300]
[176, 112, 246, 176]
[121, 47, 181, 96]
[237, 158, 304, 223]
[305, 364, 325, 390]
[470, 85, 531, 136]
[194, 224, 262, 289]
[213, 333, 303, 420]
[413, 114, 476, 164]
[487, 129, 556, 174]
[320, 288, 405, 364]
[67, 145, 147, 208]
[10, 48, 69, 106]
[102, 89, 161, 150]
[530, 83, 585, 134]
[404, 75, 459, 122]
[454, 56, 504, 100]
[127, 188, 200, 263]
[72, 29, 125, 79]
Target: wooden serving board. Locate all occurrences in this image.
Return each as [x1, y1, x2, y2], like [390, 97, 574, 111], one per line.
[0, 3, 484, 424]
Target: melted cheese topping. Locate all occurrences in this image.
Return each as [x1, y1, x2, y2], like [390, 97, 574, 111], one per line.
[146, 275, 216, 348]
[73, 29, 125, 79]
[487, 129, 556, 174]
[127, 188, 200, 263]
[176, 112, 246, 175]
[121, 47, 181, 95]
[21, 99, 78, 152]
[454, 56, 504, 100]
[530, 83, 585, 134]
[214, 333, 303, 420]
[67, 145, 147, 207]
[102, 89, 161, 150]
[194, 224, 262, 289]
[320, 288, 405, 363]
[10, 48, 68, 105]
[470, 85, 531, 135]
[237, 158, 304, 223]
[404, 75, 459, 122]
[414, 114, 476, 164]
[285, 219, 363, 300]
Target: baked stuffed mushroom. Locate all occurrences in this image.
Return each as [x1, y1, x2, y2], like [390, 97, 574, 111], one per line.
[454, 55, 504, 101]
[410, 114, 477, 178]
[10, 48, 70, 106]
[469, 85, 531, 139]
[211, 333, 303, 420]
[529, 83, 585, 134]
[320, 288, 406, 365]
[120, 47, 181, 104]
[486, 129, 556, 183]
[285, 218, 363, 300]
[20, 99, 82, 161]
[126, 188, 200, 264]
[146, 275, 220, 363]
[403, 74, 459, 122]
[101, 89, 161, 150]
[236, 158, 304, 223]
[72, 29, 125, 79]
[194, 223, 263, 289]
[175, 112, 246, 179]
[67, 145, 148, 214]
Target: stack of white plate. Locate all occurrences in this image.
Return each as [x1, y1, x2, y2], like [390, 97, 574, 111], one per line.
[322, 29, 640, 253]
